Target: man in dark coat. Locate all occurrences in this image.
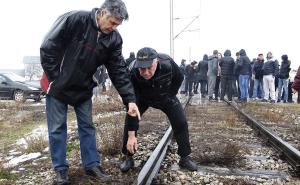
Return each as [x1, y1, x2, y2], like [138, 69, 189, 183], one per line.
[40, 0, 140, 183]
[120, 47, 198, 172]
[197, 54, 209, 98]
[219, 50, 235, 101]
[277, 54, 291, 103]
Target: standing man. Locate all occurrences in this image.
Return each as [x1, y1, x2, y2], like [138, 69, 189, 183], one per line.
[219, 50, 235, 101]
[277, 54, 291, 103]
[207, 50, 218, 101]
[40, 0, 140, 184]
[120, 47, 198, 172]
[252, 54, 265, 100]
[261, 52, 279, 103]
[197, 54, 209, 98]
[235, 49, 252, 103]
[179, 59, 186, 94]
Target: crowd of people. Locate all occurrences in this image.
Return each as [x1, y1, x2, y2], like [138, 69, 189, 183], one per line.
[179, 49, 300, 104]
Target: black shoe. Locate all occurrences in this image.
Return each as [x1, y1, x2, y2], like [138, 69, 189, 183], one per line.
[208, 96, 213, 101]
[55, 169, 70, 185]
[120, 156, 134, 172]
[270, 100, 276, 103]
[179, 156, 198, 171]
[277, 99, 281, 103]
[189, 92, 194, 96]
[194, 91, 199, 94]
[85, 166, 110, 182]
[201, 94, 205, 98]
[261, 99, 268, 102]
[283, 100, 287, 103]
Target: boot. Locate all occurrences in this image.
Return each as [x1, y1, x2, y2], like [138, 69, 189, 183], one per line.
[120, 155, 134, 172]
[179, 156, 198, 171]
[85, 166, 110, 182]
[55, 169, 70, 185]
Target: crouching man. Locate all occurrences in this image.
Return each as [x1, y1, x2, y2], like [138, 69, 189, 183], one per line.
[120, 47, 198, 172]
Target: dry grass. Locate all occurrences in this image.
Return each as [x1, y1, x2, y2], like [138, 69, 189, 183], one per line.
[194, 142, 247, 166]
[0, 159, 17, 184]
[95, 114, 125, 156]
[24, 135, 48, 153]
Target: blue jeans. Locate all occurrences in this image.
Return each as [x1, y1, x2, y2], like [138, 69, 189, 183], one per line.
[46, 95, 100, 171]
[277, 78, 289, 101]
[239, 75, 249, 100]
[253, 79, 264, 99]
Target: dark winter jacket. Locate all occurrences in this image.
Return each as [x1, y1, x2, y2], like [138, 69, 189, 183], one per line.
[219, 50, 235, 77]
[262, 59, 279, 76]
[185, 64, 197, 80]
[278, 56, 291, 79]
[197, 55, 209, 80]
[40, 8, 135, 106]
[253, 59, 264, 79]
[130, 53, 183, 104]
[125, 53, 135, 67]
[235, 49, 251, 75]
[292, 66, 300, 91]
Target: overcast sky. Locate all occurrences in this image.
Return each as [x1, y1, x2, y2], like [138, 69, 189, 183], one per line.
[0, 0, 299, 70]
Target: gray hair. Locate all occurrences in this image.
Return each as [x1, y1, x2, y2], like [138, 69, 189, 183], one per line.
[99, 0, 129, 21]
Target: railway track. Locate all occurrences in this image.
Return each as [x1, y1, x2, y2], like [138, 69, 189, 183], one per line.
[133, 95, 300, 185]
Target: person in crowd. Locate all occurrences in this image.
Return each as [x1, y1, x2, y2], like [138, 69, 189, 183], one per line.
[233, 52, 240, 99]
[235, 49, 251, 103]
[92, 66, 107, 101]
[185, 61, 197, 96]
[40, 0, 140, 183]
[261, 52, 279, 103]
[120, 47, 198, 172]
[125, 52, 136, 68]
[249, 58, 256, 98]
[179, 59, 186, 94]
[214, 53, 222, 101]
[292, 66, 300, 103]
[207, 50, 218, 101]
[252, 54, 265, 100]
[197, 54, 209, 98]
[192, 61, 200, 94]
[219, 50, 235, 101]
[277, 54, 291, 103]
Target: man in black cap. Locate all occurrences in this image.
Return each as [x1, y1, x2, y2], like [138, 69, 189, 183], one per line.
[119, 47, 198, 172]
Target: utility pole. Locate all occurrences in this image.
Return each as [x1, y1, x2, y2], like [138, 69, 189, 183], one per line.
[169, 0, 174, 58]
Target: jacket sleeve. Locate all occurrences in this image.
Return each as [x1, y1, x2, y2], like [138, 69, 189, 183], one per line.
[104, 38, 136, 105]
[170, 60, 184, 96]
[292, 66, 300, 90]
[40, 12, 75, 82]
[273, 60, 279, 77]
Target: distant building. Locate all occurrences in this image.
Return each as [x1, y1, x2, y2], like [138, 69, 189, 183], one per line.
[23, 56, 42, 81]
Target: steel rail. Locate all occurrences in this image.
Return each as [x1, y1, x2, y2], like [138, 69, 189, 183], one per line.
[225, 99, 300, 176]
[134, 96, 192, 185]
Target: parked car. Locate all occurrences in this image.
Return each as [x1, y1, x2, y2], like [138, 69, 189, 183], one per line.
[0, 72, 43, 102]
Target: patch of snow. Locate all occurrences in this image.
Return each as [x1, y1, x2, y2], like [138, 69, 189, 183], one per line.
[5, 152, 41, 168]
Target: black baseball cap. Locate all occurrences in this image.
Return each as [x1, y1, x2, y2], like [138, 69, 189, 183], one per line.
[134, 47, 158, 68]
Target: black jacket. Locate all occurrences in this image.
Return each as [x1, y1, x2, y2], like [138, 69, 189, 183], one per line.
[40, 8, 135, 106]
[130, 53, 183, 104]
[235, 49, 251, 75]
[197, 55, 209, 80]
[219, 50, 235, 77]
[262, 59, 279, 76]
[253, 59, 264, 79]
[278, 59, 291, 79]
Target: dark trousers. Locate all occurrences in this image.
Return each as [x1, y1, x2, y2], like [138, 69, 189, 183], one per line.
[122, 96, 191, 157]
[220, 76, 233, 101]
[199, 80, 207, 95]
[185, 78, 193, 94]
[193, 82, 199, 93]
[214, 76, 221, 98]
